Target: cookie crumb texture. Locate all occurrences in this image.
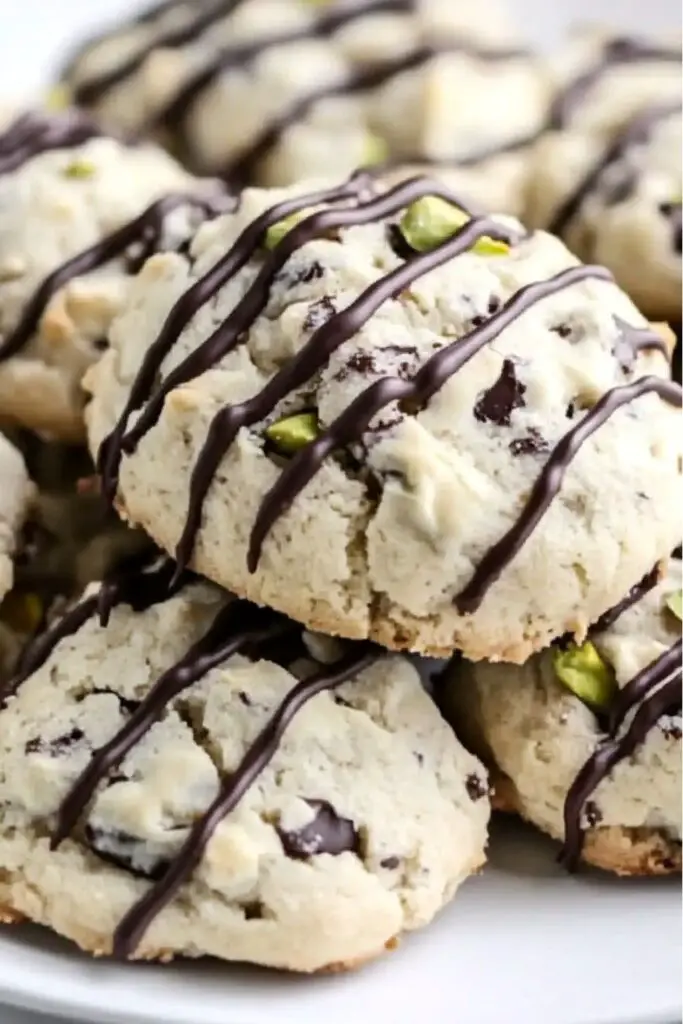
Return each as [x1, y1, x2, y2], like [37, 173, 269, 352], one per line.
[0, 117, 210, 440]
[0, 584, 487, 969]
[86, 180, 681, 660]
[61, 0, 546, 213]
[0, 434, 32, 603]
[449, 561, 682, 874]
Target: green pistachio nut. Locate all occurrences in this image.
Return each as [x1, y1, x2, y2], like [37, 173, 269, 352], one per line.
[62, 159, 96, 180]
[361, 133, 389, 168]
[264, 210, 312, 250]
[665, 589, 682, 622]
[553, 640, 617, 711]
[399, 196, 509, 256]
[265, 412, 320, 454]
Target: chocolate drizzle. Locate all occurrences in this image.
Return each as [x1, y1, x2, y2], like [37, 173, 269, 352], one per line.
[0, 192, 227, 363]
[548, 101, 681, 237]
[0, 109, 104, 177]
[4, 547, 379, 956]
[590, 565, 661, 635]
[96, 172, 680, 613]
[548, 37, 682, 130]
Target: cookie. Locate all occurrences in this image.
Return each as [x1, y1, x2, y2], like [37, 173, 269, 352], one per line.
[0, 434, 33, 679]
[85, 175, 681, 661]
[446, 559, 682, 875]
[0, 560, 488, 969]
[525, 31, 682, 321]
[60, 0, 547, 213]
[0, 109, 228, 440]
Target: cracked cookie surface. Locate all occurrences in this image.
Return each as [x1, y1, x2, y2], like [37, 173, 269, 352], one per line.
[446, 560, 682, 875]
[0, 578, 488, 969]
[86, 178, 681, 660]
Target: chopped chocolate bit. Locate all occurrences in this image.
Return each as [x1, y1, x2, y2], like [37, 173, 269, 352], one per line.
[278, 259, 325, 288]
[238, 691, 252, 707]
[465, 773, 489, 802]
[25, 726, 86, 757]
[277, 799, 360, 859]
[380, 856, 400, 870]
[414, 751, 424, 766]
[672, 546, 682, 560]
[565, 402, 576, 420]
[88, 688, 141, 715]
[509, 428, 550, 457]
[303, 295, 337, 333]
[84, 824, 169, 881]
[243, 901, 265, 920]
[474, 358, 526, 426]
[550, 323, 573, 339]
[333, 693, 353, 708]
[659, 201, 682, 254]
[92, 337, 109, 352]
[583, 800, 603, 828]
[346, 351, 377, 375]
[660, 718, 682, 741]
[488, 296, 502, 315]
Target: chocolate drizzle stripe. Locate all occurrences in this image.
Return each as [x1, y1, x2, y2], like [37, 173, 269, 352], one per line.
[171, 207, 509, 576]
[0, 193, 223, 363]
[607, 637, 683, 735]
[549, 37, 683, 130]
[0, 110, 104, 177]
[0, 556, 184, 706]
[212, 43, 530, 185]
[590, 565, 661, 635]
[52, 600, 293, 847]
[245, 264, 611, 576]
[560, 666, 682, 870]
[111, 642, 378, 958]
[70, 0, 249, 105]
[456, 375, 682, 614]
[548, 101, 681, 236]
[98, 173, 376, 490]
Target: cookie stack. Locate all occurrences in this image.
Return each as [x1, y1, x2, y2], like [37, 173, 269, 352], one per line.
[0, 0, 680, 975]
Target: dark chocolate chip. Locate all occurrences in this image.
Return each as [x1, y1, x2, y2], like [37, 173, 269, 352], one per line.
[509, 428, 550, 457]
[238, 691, 252, 707]
[279, 259, 325, 288]
[84, 824, 169, 881]
[659, 201, 683, 254]
[414, 751, 424, 766]
[92, 337, 109, 352]
[566, 402, 576, 420]
[474, 358, 526, 426]
[243, 901, 265, 920]
[380, 856, 400, 870]
[387, 223, 416, 260]
[660, 718, 682, 741]
[550, 323, 573, 339]
[25, 726, 86, 757]
[584, 800, 603, 828]
[465, 773, 489, 802]
[303, 296, 337, 333]
[88, 688, 141, 715]
[276, 799, 360, 859]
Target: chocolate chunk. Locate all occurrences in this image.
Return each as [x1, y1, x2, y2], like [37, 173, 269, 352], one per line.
[279, 259, 325, 288]
[238, 691, 252, 707]
[380, 856, 400, 870]
[303, 296, 336, 333]
[660, 718, 682, 741]
[566, 402, 576, 420]
[25, 726, 86, 757]
[465, 773, 489, 802]
[243, 901, 265, 920]
[84, 824, 169, 881]
[92, 337, 109, 352]
[89, 688, 141, 715]
[509, 428, 550, 457]
[277, 799, 360, 859]
[584, 800, 603, 828]
[659, 201, 682, 254]
[550, 323, 573, 340]
[474, 359, 526, 426]
[346, 351, 377, 375]
[387, 223, 416, 260]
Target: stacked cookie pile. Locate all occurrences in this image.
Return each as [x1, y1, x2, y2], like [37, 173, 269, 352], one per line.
[0, 0, 680, 973]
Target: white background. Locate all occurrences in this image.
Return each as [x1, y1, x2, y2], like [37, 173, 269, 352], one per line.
[0, 1, 681, 1022]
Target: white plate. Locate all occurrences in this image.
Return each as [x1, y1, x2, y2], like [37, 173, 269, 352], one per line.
[0, 821, 680, 1024]
[1, 2, 681, 1023]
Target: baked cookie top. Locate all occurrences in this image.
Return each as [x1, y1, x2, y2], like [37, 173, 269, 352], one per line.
[0, 561, 488, 968]
[86, 175, 681, 660]
[447, 559, 682, 875]
[60, 0, 547, 209]
[0, 433, 32, 602]
[0, 109, 227, 440]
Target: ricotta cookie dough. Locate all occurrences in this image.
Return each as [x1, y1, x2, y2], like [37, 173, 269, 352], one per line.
[525, 31, 682, 322]
[447, 560, 682, 876]
[0, 109, 228, 440]
[61, 0, 547, 213]
[86, 175, 681, 660]
[0, 564, 488, 969]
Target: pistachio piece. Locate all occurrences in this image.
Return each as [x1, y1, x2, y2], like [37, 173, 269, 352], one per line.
[665, 589, 682, 622]
[399, 196, 509, 256]
[264, 210, 312, 250]
[553, 641, 617, 711]
[361, 133, 389, 168]
[265, 413, 319, 454]
[0, 591, 43, 634]
[62, 159, 96, 180]
[44, 84, 71, 112]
